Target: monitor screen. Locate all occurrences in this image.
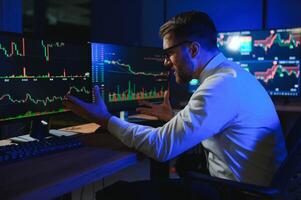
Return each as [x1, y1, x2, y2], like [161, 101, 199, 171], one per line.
[217, 27, 301, 96]
[91, 43, 169, 112]
[0, 32, 92, 122]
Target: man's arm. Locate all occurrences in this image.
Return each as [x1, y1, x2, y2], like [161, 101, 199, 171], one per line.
[107, 74, 238, 161]
[63, 74, 238, 162]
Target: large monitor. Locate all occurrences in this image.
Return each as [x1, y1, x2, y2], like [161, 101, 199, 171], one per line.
[217, 27, 301, 96]
[91, 43, 169, 112]
[0, 32, 91, 131]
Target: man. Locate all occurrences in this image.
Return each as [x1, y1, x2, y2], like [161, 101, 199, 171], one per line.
[63, 11, 287, 199]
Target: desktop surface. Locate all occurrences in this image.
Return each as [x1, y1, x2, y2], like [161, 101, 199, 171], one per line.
[0, 132, 141, 200]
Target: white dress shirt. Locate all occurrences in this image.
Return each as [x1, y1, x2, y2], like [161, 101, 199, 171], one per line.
[107, 53, 287, 186]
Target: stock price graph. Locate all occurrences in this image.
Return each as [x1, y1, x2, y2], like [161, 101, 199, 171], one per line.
[0, 33, 91, 121]
[217, 28, 301, 60]
[92, 43, 168, 112]
[217, 27, 301, 96]
[241, 60, 300, 95]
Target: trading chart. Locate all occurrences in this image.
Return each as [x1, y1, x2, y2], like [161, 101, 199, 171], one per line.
[92, 43, 168, 111]
[0, 34, 91, 121]
[218, 28, 300, 96]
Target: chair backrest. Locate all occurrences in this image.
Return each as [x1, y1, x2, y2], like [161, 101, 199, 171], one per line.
[271, 116, 301, 199]
[284, 116, 301, 153]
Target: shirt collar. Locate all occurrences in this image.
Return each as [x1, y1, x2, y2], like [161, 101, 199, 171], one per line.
[199, 52, 227, 82]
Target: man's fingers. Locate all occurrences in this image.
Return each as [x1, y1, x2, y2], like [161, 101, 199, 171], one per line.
[63, 95, 88, 114]
[93, 85, 102, 103]
[136, 107, 155, 116]
[65, 95, 86, 107]
[64, 98, 94, 120]
[138, 101, 154, 108]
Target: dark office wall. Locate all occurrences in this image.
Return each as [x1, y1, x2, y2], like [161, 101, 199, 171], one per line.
[267, 0, 301, 28]
[91, 0, 267, 46]
[139, 0, 301, 46]
[0, 0, 22, 33]
[91, 0, 165, 47]
[91, 0, 143, 45]
[166, 0, 263, 32]
[140, 0, 164, 47]
[92, 0, 262, 46]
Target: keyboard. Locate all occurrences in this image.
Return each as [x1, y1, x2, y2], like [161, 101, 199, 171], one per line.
[0, 136, 83, 164]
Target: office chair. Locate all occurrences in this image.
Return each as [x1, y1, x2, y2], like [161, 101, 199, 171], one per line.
[284, 115, 301, 153]
[185, 119, 301, 200]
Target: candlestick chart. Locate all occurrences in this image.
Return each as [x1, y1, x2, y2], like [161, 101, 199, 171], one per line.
[217, 27, 301, 96]
[92, 43, 168, 112]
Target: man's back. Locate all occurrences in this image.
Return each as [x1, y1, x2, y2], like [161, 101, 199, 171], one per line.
[198, 56, 287, 186]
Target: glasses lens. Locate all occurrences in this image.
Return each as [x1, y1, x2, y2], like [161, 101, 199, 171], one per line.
[162, 41, 192, 59]
[162, 50, 172, 59]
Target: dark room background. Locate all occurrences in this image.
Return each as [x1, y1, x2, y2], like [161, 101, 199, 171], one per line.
[1, 0, 301, 47]
[1, 0, 301, 130]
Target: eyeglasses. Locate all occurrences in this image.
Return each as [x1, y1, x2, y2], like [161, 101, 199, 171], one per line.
[162, 40, 193, 60]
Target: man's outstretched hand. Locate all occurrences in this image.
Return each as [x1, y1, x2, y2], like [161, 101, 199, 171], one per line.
[63, 85, 112, 128]
[136, 90, 174, 122]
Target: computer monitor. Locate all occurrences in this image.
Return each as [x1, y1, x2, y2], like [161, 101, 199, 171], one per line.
[0, 32, 92, 139]
[91, 43, 169, 113]
[217, 27, 301, 96]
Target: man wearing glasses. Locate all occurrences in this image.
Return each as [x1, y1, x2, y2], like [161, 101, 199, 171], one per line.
[64, 11, 287, 199]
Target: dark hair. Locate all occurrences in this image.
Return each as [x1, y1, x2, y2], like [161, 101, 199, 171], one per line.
[159, 11, 217, 50]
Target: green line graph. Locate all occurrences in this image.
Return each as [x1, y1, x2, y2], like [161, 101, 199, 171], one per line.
[0, 67, 90, 79]
[0, 38, 25, 57]
[104, 60, 168, 77]
[0, 108, 68, 122]
[41, 40, 65, 62]
[0, 86, 90, 106]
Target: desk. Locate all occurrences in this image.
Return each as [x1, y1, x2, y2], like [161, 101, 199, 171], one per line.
[0, 131, 142, 200]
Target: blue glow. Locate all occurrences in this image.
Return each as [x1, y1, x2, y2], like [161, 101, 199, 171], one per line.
[227, 36, 241, 51]
[189, 79, 199, 86]
[224, 149, 242, 170]
[224, 150, 242, 180]
[188, 79, 200, 93]
[235, 149, 248, 160]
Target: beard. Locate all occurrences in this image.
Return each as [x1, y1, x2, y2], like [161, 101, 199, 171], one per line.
[174, 62, 193, 84]
[175, 70, 192, 84]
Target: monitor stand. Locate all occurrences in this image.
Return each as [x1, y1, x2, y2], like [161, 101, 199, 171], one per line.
[9, 118, 50, 143]
[29, 118, 50, 140]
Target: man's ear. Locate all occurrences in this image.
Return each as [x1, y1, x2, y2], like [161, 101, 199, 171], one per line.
[190, 41, 201, 58]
